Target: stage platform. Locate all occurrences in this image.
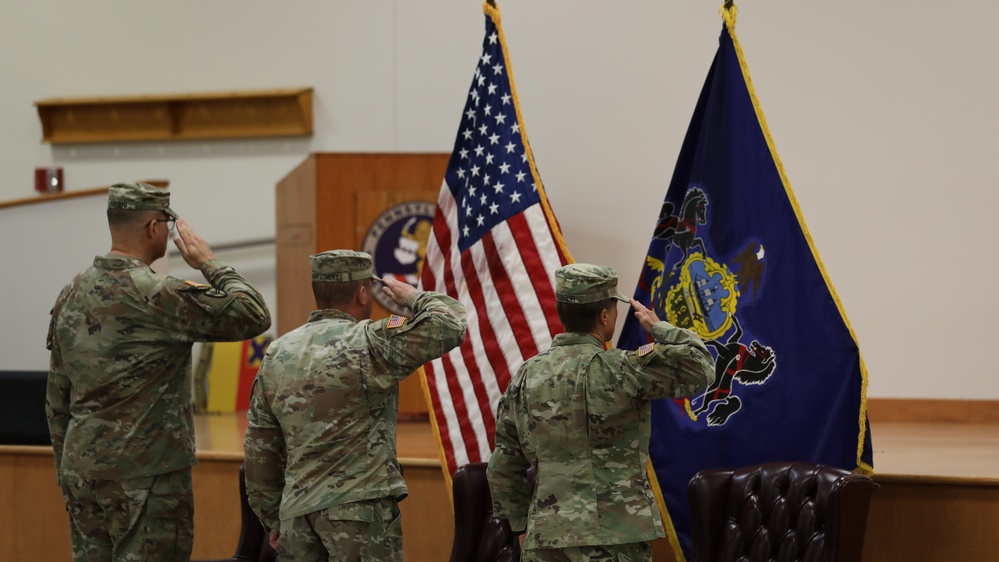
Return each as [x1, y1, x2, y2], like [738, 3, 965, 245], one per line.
[2, 416, 997, 561]
[198, 414, 999, 481]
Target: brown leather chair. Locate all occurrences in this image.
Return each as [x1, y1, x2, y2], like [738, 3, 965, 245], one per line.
[192, 465, 277, 562]
[688, 461, 876, 562]
[449, 462, 522, 562]
[0, 371, 50, 445]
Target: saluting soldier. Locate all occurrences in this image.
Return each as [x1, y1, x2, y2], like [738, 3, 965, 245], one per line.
[487, 263, 716, 562]
[244, 250, 467, 561]
[46, 181, 272, 562]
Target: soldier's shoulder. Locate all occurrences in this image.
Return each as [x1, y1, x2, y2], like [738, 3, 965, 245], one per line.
[589, 347, 634, 373]
[517, 352, 552, 375]
[528, 345, 560, 362]
[263, 325, 320, 357]
[127, 267, 178, 297]
[51, 278, 78, 311]
[597, 344, 632, 360]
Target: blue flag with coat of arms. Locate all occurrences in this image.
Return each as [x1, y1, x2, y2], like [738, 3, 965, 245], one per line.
[616, 7, 873, 560]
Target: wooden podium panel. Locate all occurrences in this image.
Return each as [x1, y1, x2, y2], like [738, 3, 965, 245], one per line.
[275, 153, 450, 417]
[354, 189, 440, 317]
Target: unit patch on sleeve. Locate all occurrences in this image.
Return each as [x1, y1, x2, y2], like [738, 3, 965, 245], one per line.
[183, 280, 227, 298]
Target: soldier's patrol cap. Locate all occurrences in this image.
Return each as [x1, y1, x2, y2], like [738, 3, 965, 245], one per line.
[554, 263, 629, 305]
[310, 250, 378, 282]
[107, 182, 177, 219]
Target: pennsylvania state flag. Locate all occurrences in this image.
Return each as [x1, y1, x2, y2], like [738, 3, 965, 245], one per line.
[616, 6, 873, 560]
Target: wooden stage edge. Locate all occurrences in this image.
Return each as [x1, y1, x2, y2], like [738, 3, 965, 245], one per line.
[867, 397, 999, 424]
[3, 411, 998, 562]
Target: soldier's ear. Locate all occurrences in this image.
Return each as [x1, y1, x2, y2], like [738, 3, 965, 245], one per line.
[355, 281, 371, 307]
[142, 219, 158, 241]
[598, 307, 612, 326]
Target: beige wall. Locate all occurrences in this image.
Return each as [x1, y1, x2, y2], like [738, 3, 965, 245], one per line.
[1, 1, 997, 398]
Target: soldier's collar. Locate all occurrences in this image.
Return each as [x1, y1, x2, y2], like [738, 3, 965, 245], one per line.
[550, 332, 605, 348]
[95, 253, 147, 270]
[307, 309, 359, 323]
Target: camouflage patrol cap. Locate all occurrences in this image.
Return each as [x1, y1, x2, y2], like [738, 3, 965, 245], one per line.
[310, 250, 376, 282]
[107, 182, 177, 218]
[554, 263, 629, 304]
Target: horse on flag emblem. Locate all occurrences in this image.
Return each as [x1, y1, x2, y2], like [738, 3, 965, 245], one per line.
[643, 185, 777, 427]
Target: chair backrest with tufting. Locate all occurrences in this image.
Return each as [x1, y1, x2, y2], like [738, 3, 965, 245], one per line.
[688, 461, 876, 562]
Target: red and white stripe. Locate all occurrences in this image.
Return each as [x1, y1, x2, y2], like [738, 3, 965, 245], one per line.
[421, 180, 567, 475]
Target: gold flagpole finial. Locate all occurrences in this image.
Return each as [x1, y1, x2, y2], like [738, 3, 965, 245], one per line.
[720, 1, 738, 28]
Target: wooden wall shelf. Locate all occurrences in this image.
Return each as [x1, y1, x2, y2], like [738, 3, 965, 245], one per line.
[0, 180, 168, 211]
[35, 88, 313, 144]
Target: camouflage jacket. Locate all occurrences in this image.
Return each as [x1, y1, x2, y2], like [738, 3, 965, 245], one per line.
[244, 291, 466, 530]
[45, 254, 271, 482]
[486, 322, 715, 549]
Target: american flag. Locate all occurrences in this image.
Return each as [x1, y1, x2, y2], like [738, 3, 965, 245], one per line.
[420, 3, 572, 478]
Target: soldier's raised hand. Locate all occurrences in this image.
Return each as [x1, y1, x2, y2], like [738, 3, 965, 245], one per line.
[173, 219, 217, 270]
[381, 277, 418, 309]
[631, 298, 661, 334]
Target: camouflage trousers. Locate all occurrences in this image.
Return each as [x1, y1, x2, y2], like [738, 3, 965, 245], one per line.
[279, 496, 403, 562]
[61, 467, 194, 562]
[522, 542, 652, 562]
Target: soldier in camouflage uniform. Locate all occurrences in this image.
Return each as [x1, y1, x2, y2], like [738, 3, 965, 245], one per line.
[487, 263, 716, 562]
[45, 182, 272, 562]
[244, 250, 467, 561]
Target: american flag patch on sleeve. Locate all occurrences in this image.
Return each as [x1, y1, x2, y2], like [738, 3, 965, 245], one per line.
[386, 315, 407, 329]
[637, 343, 655, 357]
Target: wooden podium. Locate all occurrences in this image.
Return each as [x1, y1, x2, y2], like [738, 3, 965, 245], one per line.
[275, 153, 450, 417]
